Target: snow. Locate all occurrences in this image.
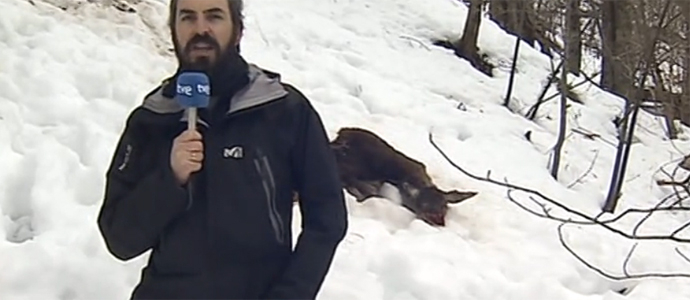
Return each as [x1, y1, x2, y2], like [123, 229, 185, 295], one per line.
[2, 0, 690, 299]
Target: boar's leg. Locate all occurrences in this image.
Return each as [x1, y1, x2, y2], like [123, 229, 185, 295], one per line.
[343, 180, 383, 203]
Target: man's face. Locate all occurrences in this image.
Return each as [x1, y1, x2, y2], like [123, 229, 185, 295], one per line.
[174, 0, 237, 70]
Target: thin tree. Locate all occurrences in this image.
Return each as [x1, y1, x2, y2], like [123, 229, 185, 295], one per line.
[550, 0, 578, 179]
[603, 0, 673, 213]
[504, 35, 521, 107]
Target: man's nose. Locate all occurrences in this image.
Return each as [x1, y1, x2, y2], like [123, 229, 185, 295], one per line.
[194, 18, 211, 35]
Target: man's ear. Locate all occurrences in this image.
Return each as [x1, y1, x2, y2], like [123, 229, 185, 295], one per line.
[443, 190, 478, 204]
[234, 29, 243, 46]
[233, 30, 243, 52]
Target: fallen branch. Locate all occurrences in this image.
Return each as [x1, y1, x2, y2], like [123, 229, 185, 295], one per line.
[429, 132, 690, 239]
[428, 132, 690, 279]
[558, 223, 690, 280]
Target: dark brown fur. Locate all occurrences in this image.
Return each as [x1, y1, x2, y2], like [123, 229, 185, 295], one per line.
[327, 127, 477, 226]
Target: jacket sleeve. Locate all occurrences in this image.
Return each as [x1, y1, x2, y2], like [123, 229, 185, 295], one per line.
[262, 93, 348, 300]
[97, 111, 191, 261]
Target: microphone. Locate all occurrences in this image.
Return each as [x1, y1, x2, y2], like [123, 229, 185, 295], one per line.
[174, 72, 210, 210]
[175, 72, 211, 130]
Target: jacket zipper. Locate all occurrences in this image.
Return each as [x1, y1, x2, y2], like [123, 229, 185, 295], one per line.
[253, 149, 286, 245]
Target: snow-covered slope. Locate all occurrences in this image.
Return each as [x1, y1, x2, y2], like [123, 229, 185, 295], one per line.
[2, 0, 690, 299]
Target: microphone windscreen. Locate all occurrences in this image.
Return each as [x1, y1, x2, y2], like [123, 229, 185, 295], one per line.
[175, 72, 210, 108]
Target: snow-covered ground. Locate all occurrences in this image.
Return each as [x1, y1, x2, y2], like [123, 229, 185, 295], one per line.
[2, 0, 690, 299]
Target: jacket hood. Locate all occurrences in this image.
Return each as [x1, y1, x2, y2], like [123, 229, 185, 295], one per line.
[141, 64, 289, 124]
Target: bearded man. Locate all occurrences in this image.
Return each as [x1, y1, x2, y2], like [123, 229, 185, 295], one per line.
[96, 0, 348, 299]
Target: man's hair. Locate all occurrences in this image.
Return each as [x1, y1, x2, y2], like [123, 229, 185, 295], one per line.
[167, 0, 245, 35]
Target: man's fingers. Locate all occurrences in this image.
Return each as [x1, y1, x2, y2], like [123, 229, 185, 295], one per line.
[185, 160, 202, 172]
[184, 141, 204, 152]
[188, 151, 204, 162]
[189, 161, 202, 172]
[184, 129, 203, 140]
[189, 129, 202, 140]
[176, 129, 203, 142]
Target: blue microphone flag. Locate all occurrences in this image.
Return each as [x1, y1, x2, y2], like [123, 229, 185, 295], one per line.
[175, 72, 210, 108]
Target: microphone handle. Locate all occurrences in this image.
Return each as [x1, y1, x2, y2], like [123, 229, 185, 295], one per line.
[187, 107, 197, 131]
[185, 106, 198, 210]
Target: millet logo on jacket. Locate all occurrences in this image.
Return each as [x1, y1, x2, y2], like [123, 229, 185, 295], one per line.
[223, 146, 243, 159]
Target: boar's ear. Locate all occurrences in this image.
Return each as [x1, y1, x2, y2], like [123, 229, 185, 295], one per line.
[443, 190, 478, 204]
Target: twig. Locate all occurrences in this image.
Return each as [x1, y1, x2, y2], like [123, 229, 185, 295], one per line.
[400, 35, 431, 51]
[657, 163, 690, 208]
[567, 149, 600, 188]
[571, 128, 600, 140]
[571, 127, 618, 148]
[557, 223, 690, 279]
[676, 248, 690, 264]
[622, 243, 638, 277]
[505, 189, 594, 225]
[540, 70, 602, 105]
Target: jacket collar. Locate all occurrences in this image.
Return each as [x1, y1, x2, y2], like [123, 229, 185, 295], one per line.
[140, 64, 289, 125]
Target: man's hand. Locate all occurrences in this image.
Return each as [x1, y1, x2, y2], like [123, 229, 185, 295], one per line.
[170, 129, 204, 185]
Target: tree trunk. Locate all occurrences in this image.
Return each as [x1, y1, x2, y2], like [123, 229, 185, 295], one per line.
[600, 0, 636, 100]
[681, 0, 690, 129]
[458, 0, 483, 58]
[504, 35, 521, 107]
[453, 0, 491, 76]
[565, 0, 582, 75]
[603, 0, 671, 213]
[489, 0, 533, 45]
[600, 0, 615, 90]
[551, 58, 569, 179]
[652, 67, 679, 139]
[489, 0, 509, 30]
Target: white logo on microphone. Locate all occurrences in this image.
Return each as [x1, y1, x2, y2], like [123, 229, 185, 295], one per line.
[197, 84, 210, 95]
[177, 84, 193, 96]
[176, 83, 209, 96]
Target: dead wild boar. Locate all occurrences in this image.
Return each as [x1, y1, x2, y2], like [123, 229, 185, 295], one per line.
[328, 127, 477, 226]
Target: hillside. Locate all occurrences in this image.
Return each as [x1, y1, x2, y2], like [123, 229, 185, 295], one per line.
[1, 0, 690, 299]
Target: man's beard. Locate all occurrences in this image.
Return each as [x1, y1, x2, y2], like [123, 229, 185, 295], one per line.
[175, 33, 231, 72]
[167, 32, 249, 100]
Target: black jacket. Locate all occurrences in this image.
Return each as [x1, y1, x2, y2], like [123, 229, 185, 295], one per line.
[97, 65, 348, 299]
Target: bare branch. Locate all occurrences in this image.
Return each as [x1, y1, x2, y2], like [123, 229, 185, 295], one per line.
[558, 223, 690, 279]
[429, 131, 690, 280]
[676, 247, 690, 264]
[429, 132, 690, 241]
